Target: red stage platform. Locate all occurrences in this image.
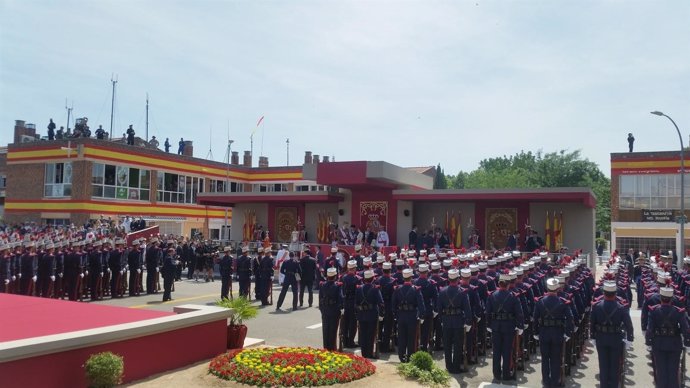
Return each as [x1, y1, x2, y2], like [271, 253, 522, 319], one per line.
[0, 294, 232, 388]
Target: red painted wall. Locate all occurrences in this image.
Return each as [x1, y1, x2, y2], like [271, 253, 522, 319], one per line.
[0, 320, 227, 388]
[473, 201, 530, 250]
[267, 203, 305, 242]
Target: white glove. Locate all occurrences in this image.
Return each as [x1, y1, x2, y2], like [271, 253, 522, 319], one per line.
[99, 272, 103, 277]
[477, 317, 482, 323]
[107, 269, 111, 273]
[647, 346, 652, 352]
[120, 270, 124, 275]
[3, 279, 8, 285]
[137, 269, 141, 274]
[156, 267, 159, 272]
[533, 334, 539, 340]
[487, 327, 492, 333]
[574, 326, 578, 333]
[271, 276, 275, 281]
[17, 273, 21, 278]
[59, 273, 63, 278]
[80, 273, 84, 278]
[564, 334, 570, 341]
[50, 276, 55, 281]
[433, 311, 439, 318]
[11, 275, 15, 281]
[420, 319, 425, 325]
[251, 276, 255, 281]
[32, 275, 37, 282]
[465, 325, 472, 333]
[126, 265, 129, 270]
[624, 340, 632, 350]
[517, 329, 524, 336]
[85, 270, 89, 276]
[590, 339, 596, 347]
[340, 309, 345, 314]
[523, 323, 529, 330]
[378, 316, 384, 322]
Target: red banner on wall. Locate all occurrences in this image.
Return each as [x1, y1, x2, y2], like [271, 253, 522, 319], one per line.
[360, 201, 388, 231]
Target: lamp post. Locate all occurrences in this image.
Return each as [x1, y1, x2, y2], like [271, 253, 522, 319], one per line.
[225, 139, 234, 243]
[651, 111, 685, 267]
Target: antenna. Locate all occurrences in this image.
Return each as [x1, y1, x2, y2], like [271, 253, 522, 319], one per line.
[109, 74, 118, 139]
[205, 126, 214, 160]
[145, 93, 149, 142]
[286, 138, 290, 166]
[65, 99, 73, 134]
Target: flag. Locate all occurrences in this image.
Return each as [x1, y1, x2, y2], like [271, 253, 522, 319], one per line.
[456, 213, 463, 249]
[556, 211, 564, 249]
[553, 211, 559, 251]
[450, 212, 457, 248]
[545, 211, 551, 252]
[251, 115, 264, 136]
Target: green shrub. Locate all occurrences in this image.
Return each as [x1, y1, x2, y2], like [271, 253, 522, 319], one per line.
[396, 355, 450, 388]
[216, 296, 258, 326]
[84, 352, 124, 388]
[410, 351, 434, 371]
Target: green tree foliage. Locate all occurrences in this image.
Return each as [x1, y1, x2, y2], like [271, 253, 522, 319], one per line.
[447, 150, 610, 233]
[433, 164, 448, 189]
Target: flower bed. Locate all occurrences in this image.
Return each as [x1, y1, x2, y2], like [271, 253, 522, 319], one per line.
[209, 347, 376, 386]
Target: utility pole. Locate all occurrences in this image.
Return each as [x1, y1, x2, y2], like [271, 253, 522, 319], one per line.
[286, 138, 290, 165]
[109, 74, 118, 139]
[224, 139, 234, 242]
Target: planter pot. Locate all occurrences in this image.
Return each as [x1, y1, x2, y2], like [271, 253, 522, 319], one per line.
[227, 324, 248, 349]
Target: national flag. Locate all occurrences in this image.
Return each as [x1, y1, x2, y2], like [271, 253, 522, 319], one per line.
[252, 115, 264, 136]
[455, 213, 463, 249]
[450, 212, 457, 248]
[545, 211, 551, 252]
[553, 211, 559, 251]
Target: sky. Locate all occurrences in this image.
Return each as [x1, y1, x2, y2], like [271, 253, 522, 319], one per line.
[1, 0, 689, 177]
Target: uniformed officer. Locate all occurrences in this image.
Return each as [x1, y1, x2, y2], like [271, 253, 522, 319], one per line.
[646, 286, 690, 388]
[486, 271, 524, 382]
[355, 269, 384, 358]
[161, 247, 176, 301]
[415, 263, 438, 352]
[259, 248, 274, 305]
[590, 281, 634, 388]
[146, 238, 161, 294]
[19, 242, 38, 296]
[341, 260, 362, 346]
[299, 248, 317, 307]
[219, 246, 234, 300]
[375, 261, 396, 352]
[319, 267, 343, 350]
[533, 278, 574, 387]
[88, 241, 104, 300]
[276, 252, 302, 311]
[236, 246, 252, 298]
[128, 240, 143, 296]
[436, 269, 472, 373]
[253, 247, 264, 301]
[392, 268, 425, 362]
[36, 243, 56, 298]
[0, 245, 12, 293]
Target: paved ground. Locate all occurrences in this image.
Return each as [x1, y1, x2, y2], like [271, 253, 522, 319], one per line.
[94, 265, 667, 387]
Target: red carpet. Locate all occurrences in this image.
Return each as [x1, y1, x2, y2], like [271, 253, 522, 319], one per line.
[0, 293, 173, 342]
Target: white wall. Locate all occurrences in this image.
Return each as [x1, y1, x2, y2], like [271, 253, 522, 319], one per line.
[529, 202, 595, 254]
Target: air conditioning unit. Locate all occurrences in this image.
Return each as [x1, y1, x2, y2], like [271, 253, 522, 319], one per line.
[20, 135, 37, 143]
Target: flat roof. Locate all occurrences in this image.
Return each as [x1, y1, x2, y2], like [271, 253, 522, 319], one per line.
[197, 191, 344, 207]
[393, 187, 597, 208]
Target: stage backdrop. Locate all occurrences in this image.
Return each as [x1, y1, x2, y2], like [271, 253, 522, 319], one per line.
[485, 208, 518, 250]
[275, 206, 298, 242]
[360, 201, 388, 231]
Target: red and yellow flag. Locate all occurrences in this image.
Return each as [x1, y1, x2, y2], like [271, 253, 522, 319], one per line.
[545, 211, 551, 252]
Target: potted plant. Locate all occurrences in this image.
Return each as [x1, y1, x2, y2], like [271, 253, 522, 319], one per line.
[216, 296, 258, 349]
[83, 351, 124, 388]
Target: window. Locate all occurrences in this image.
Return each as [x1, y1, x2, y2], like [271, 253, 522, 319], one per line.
[157, 172, 204, 204]
[44, 218, 70, 226]
[209, 179, 244, 193]
[44, 162, 72, 197]
[92, 163, 150, 200]
[619, 174, 690, 209]
[252, 183, 287, 192]
[0, 175, 6, 189]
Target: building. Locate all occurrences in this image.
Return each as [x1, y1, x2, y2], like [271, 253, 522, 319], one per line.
[4, 119, 596, 253]
[611, 150, 688, 255]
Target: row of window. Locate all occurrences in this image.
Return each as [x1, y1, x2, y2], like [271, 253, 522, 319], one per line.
[43, 162, 325, 200]
[619, 174, 690, 209]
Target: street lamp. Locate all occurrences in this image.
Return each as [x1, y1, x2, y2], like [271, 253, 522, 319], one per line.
[225, 140, 234, 243]
[651, 111, 685, 267]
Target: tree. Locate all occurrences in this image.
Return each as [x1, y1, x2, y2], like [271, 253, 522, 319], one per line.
[447, 150, 611, 234]
[433, 164, 448, 189]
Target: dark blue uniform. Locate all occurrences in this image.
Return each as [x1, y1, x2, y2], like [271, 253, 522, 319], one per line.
[375, 273, 396, 352]
[219, 253, 233, 300]
[355, 282, 384, 358]
[646, 303, 690, 388]
[161, 252, 175, 301]
[88, 249, 103, 300]
[259, 254, 274, 305]
[36, 252, 55, 298]
[415, 275, 438, 351]
[277, 259, 301, 310]
[533, 294, 574, 387]
[392, 281, 425, 362]
[319, 279, 343, 350]
[486, 288, 524, 380]
[590, 298, 634, 388]
[127, 248, 143, 296]
[341, 271, 362, 346]
[436, 284, 472, 372]
[236, 253, 252, 297]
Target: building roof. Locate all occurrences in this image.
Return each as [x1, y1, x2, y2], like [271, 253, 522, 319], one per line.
[393, 187, 597, 208]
